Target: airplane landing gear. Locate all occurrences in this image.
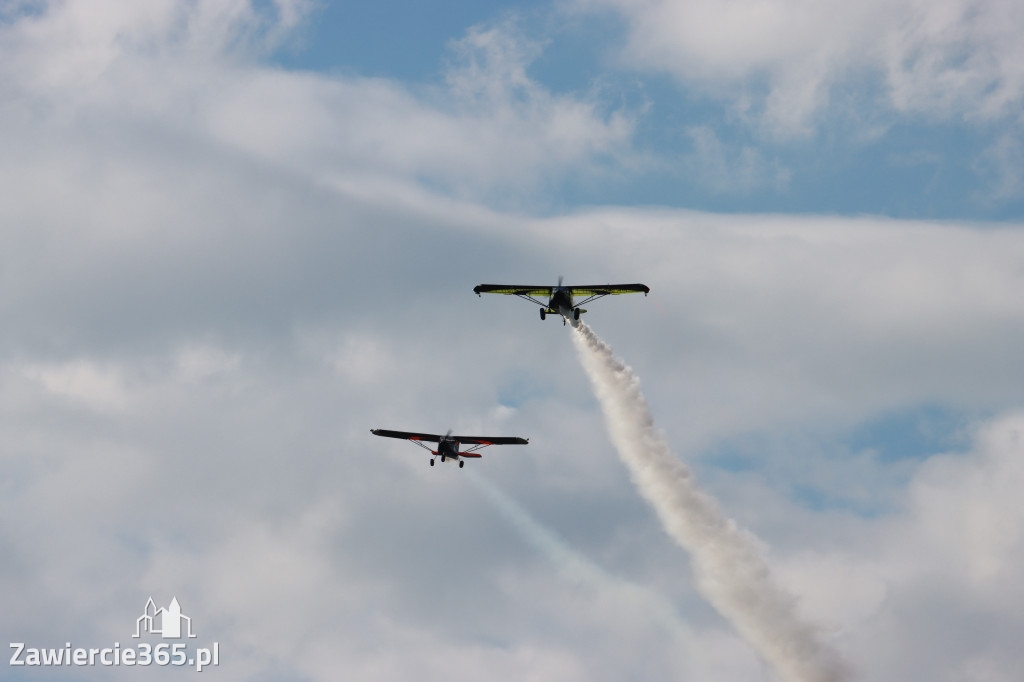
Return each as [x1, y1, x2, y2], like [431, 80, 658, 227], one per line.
[459, 461, 464, 468]
[540, 308, 546, 320]
[573, 307, 580, 320]
[430, 459, 434, 466]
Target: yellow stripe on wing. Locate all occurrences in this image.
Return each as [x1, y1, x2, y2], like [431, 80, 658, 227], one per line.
[474, 285, 553, 296]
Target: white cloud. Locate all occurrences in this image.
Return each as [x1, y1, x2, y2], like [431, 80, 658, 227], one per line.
[972, 131, 1024, 204]
[22, 360, 133, 413]
[899, 412, 1024, 594]
[175, 345, 241, 382]
[797, 411, 1024, 681]
[196, 20, 635, 202]
[577, 0, 1024, 136]
[683, 125, 791, 193]
[0, 2, 634, 209]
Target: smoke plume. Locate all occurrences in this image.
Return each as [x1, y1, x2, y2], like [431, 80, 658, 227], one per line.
[571, 321, 850, 682]
[465, 470, 695, 647]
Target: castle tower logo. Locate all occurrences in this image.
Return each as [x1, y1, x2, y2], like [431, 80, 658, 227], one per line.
[133, 597, 197, 639]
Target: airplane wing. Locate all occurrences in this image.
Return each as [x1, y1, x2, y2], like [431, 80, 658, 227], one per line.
[371, 429, 443, 443]
[370, 430, 529, 446]
[565, 284, 650, 296]
[473, 285, 554, 296]
[451, 435, 529, 445]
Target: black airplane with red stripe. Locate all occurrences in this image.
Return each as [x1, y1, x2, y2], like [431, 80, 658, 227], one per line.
[371, 429, 529, 468]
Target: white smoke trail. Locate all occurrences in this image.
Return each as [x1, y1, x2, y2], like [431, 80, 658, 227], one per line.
[465, 469, 695, 647]
[571, 321, 850, 682]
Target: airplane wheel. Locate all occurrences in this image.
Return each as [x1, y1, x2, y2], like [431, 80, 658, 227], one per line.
[540, 308, 546, 320]
[441, 456, 445, 462]
[459, 461, 464, 468]
[430, 459, 434, 466]
[573, 307, 580, 320]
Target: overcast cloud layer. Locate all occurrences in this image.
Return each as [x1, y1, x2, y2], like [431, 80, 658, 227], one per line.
[3, 2, 1024, 681]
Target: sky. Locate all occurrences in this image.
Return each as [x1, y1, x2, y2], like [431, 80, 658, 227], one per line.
[2, 0, 1024, 680]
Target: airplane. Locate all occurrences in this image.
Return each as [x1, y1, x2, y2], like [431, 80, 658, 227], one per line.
[474, 277, 649, 324]
[371, 428, 529, 468]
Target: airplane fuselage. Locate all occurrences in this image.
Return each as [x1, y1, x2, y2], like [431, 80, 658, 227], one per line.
[432, 437, 469, 467]
[436, 438, 460, 461]
[549, 287, 576, 320]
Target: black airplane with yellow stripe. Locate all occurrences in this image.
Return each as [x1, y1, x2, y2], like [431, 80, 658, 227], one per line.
[371, 429, 529, 468]
[474, 277, 649, 324]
